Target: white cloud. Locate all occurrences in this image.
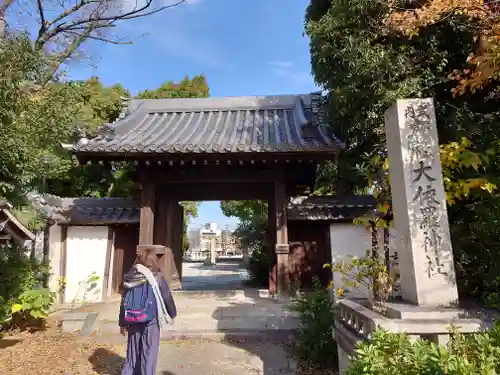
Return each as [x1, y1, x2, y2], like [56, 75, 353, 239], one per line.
[267, 61, 313, 86]
[268, 61, 293, 69]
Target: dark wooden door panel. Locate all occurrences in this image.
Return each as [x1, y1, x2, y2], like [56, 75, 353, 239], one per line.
[112, 225, 139, 293]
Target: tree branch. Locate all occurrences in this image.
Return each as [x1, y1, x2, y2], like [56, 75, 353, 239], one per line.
[36, 0, 187, 50]
[36, 0, 47, 40]
[42, 25, 95, 86]
[0, 0, 15, 12]
[65, 29, 133, 44]
[0, 0, 16, 37]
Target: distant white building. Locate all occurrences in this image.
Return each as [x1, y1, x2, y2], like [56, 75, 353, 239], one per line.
[185, 223, 223, 261]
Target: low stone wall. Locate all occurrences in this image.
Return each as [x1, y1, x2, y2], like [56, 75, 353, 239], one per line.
[334, 298, 488, 375]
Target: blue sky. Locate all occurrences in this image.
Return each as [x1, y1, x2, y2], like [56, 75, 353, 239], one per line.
[66, 0, 317, 230]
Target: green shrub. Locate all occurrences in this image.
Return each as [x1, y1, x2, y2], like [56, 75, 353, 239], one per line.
[482, 276, 500, 309]
[10, 288, 55, 328]
[347, 322, 500, 375]
[0, 242, 51, 328]
[246, 245, 270, 287]
[288, 278, 337, 369]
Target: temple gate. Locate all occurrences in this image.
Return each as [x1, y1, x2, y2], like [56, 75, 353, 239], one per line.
[64, 94, 344, 296]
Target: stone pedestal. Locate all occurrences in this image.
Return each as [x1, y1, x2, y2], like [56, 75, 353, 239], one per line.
[335, 299, 487, 375]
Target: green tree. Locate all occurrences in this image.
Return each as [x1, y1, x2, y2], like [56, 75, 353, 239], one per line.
[305, 0, 500, 304]
[74, 76, 130, 131]
[220, 200, 268, 248]
[180, 201, 200, 251]
[221, 200, 269, 286]
[137, 75, 209, 99]
[46, 77, 133, 198]
[0, 34, 83, 205]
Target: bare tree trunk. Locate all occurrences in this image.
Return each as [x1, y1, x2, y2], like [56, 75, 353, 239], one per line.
[371, 221, 379, 301]
[0, 0, 15, 38]
[384, 227, 390, 270]
[0, 8, 6, 38]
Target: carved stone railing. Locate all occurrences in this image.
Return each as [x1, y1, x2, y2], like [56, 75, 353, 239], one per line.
[334, 298, 487, 374]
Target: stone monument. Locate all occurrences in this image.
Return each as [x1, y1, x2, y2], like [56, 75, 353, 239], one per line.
[384, 98, 458, 306]
[333, 98, 484, 374]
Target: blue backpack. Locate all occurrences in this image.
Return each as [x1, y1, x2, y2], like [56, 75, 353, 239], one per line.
[122, 282, 157, 325]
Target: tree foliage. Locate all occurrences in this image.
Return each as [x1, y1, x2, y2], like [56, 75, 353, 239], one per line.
[137, 75, 210, 99]
[0, 34, 83, 204]
[46, 77, 131, 198]
[383, 0, 500, 94]
[221, 200, 269, 285]
[220, 200, 268, 248]
[305, 0, 500, 305]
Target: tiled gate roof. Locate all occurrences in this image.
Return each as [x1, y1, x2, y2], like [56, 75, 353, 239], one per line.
[287, 195, 376, 221]
[64, 94, 345, 156]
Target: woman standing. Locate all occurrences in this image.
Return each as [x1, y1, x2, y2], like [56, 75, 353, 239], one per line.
[119, 248, 177, 375]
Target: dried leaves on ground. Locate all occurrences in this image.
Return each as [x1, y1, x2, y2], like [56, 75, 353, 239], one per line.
[0, 327, 337, 375]
[0, 327, 124, 375]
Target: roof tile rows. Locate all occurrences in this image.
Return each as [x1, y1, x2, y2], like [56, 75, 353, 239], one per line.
[67, 94, 345, 155]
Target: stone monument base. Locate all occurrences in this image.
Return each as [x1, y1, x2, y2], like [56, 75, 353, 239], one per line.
[335, 299, 491, 375]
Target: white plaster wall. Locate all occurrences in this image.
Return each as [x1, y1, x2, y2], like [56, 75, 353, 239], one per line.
[106, 231, 115, 298]
[329, 224, 402, 300]
[32, 230, 44, 261]
[329, 224, 373, 299]
[65, 226, 108, 304]
[48, 225, 62, 295]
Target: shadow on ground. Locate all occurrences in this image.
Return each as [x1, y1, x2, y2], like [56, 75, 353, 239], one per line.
[212, 289, 299, 375]
[88, 348, 124, 375]
[0, 338, 22, 349]
[88, 348, 178, 375]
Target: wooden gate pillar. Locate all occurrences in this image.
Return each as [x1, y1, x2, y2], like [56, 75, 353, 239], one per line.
[177, 203, 185, 281]
[164, 197, 181, 290]
[171, 202, 184, 285]
[151, 191, 170, 284]
[267, 196, 277, 296]
[139, 182, 156, 245]
[274, 166, 290, 296]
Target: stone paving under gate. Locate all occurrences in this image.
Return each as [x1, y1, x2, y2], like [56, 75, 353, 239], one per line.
[55, 261, 300, 374]
[67, 289, 299, 340]
[58, 262, 299, 339]
[179, 261, 250, 291]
